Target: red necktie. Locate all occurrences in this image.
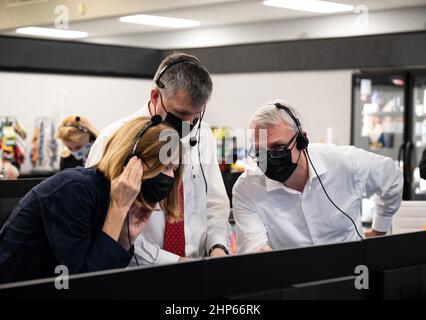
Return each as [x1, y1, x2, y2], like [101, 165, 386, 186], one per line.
[163, 183, 185, 257]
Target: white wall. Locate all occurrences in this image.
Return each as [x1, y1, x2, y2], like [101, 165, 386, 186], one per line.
[207, 70, 353, 146]
[0, 72, 151, 172]
[0, 69, 353, 173]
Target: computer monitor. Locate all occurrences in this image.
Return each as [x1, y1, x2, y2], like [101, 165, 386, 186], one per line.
[0, 178, 44, 227]
[392, 201, 426, 234]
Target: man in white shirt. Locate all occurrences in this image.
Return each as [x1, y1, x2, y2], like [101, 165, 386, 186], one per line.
[233, 100, 403, 254]
[86, 53, 230, 265]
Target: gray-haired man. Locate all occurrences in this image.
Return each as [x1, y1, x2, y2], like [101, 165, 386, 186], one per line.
[86, 53, 230, 265]
[233, 100, 403, 254]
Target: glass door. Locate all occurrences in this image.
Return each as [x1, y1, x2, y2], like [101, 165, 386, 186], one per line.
[352, 72, 407, 223]
[411, 73, 426, 200]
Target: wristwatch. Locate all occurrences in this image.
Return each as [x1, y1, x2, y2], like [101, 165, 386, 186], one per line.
[208, 244, 229, 256]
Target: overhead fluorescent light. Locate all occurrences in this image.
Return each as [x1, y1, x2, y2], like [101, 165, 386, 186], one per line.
[263, 0, 354, 13]
[15, 27, 88, 39]
[6, 0, 48, 7]
[119, 14, 200, 28]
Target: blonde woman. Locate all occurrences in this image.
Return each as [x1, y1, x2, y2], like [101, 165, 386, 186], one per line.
[56, 115, 99, 170]
[0, 117, 181, 284]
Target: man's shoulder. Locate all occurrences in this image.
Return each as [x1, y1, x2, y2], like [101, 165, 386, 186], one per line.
[309, 143, 356, 160]
[233, 166, 265, 193]
[98, 104, 149, 138]
[310, 143, 355, 153]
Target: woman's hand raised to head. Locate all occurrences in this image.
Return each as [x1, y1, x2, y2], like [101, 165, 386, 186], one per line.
[110, 156, 144, 214]
[103, 156, 144, 242]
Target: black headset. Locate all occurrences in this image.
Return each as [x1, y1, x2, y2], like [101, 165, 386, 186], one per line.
[155, 57, 204, 147]
[273, 102, 363, 240]
[154, 57, 208, 193]
[274, 103, 309, 151]
[61, 116, 96, 140]
[124, 114, 164, 267]
[125, 114, 163, 165]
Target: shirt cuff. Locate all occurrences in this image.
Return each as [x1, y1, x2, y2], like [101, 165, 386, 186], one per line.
[157, 249, 180, 264]
[88, 231, 132, 271]
[133, 235, 180, 266]
[372, 215, 394, 233]
[206, 225, 230, 253]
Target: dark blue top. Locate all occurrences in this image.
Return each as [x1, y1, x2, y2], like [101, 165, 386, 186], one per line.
[0, 167, 131, 284]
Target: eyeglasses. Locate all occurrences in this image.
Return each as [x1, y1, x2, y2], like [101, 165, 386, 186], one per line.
[249, 132, 298, 160]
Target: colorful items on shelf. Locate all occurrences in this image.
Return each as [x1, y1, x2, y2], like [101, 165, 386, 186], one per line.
[30, 117, 58, 171]
[212, 127, 244, 173]
[0, 117, 27, 169]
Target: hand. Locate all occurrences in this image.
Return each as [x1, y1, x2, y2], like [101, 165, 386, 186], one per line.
[209, 248, 228, 258]
[364, 228, 386, 238]
[118, 205, 152, 250]
[255, 245, 272, 253]
[1, 162, 19, 180]
[103, 157, 143, 241]
[178, 257, 193, 262]
[110, 156, 143, 213]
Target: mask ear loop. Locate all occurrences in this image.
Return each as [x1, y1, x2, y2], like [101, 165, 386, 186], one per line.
[159, 92, 169, 114]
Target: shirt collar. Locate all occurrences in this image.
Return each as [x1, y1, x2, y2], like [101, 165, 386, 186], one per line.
[262, 145, 328, 193]
[306, 145, 327, 182]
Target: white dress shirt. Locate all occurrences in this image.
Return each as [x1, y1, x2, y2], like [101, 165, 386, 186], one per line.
[86, 101, 230, 265]
[233, 143, 403, 254]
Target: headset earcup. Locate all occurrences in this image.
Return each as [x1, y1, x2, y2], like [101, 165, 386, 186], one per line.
[296, 133, 309, 150]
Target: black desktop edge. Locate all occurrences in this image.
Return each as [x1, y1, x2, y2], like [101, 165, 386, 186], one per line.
[0, 231, 425, 300]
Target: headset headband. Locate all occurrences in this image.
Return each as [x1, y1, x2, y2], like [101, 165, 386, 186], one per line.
[274, 103, 303, 133]
[61, 116, 97, 138]
[273, 102, 309, 150]
[155, 58, 199, 89]
[127, 115, 163, 163]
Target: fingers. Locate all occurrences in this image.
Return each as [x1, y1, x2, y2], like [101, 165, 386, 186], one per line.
[134, 160, 144, 185]
[129, 158, 143, 185]
[122, 156, 137, 180]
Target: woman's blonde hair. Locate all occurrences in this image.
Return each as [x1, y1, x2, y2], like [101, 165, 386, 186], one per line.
[56, 115, 99, 157]
[97, 117, 182, 221]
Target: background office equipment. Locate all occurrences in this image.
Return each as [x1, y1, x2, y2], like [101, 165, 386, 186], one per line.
[0, 178, 45, 228]
[352, 70, 426, 201]
[392, 201, 426, 234]
[352, 70, 426, 227]
[0, 116, 27, 170]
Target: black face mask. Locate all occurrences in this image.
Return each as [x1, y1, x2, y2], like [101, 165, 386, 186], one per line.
[140, 173, 175, 204]
[258, 135, 302, 183]
[163, 112, 198, 138]
[157, 94, 199, 138]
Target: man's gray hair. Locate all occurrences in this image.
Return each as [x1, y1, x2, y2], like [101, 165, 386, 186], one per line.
[249, 99, 302, 133]
[154, 52, 213, 107]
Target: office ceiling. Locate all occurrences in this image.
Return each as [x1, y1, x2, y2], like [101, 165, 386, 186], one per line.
[1, 0, 426, 42]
